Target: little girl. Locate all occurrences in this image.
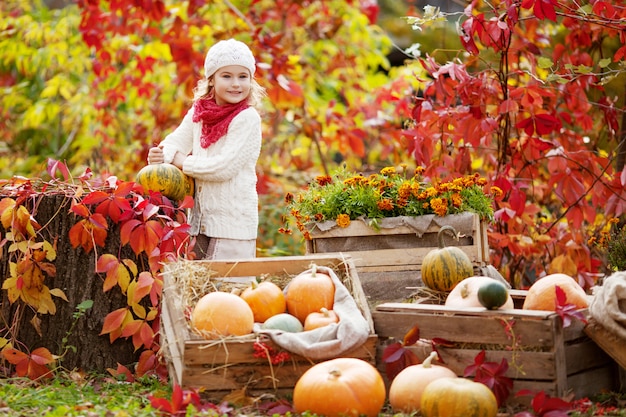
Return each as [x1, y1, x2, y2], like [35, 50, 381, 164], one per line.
[147, 39, 265, 260]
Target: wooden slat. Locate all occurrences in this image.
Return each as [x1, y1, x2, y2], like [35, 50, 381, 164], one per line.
[183, 335, 377, 366]
[584, 317, 626, 370]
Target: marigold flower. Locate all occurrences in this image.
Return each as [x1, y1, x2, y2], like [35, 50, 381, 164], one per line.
[430, 197, 448, 216]
[451, 193, 462, 208]
[490, 186, 503, 198]
[336, 214, 351, 228]
[285, 192, 294, 203]
[315, 175, 332, 186]
[380, 166, 396, 176]
[377, 198, 394, 211]
[314, 213, 324, 222]
[414, 166, 425, 175]
[398, 182, 411, 199]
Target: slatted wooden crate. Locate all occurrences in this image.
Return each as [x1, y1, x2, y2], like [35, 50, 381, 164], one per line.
[372, 291, 618, 404]
[305, 212, 490, 306]
[160, 254, 377, 400]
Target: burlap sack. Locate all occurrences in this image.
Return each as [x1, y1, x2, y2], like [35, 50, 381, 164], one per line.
[589, 271, 626, 340]
[255, 265, 370, 360]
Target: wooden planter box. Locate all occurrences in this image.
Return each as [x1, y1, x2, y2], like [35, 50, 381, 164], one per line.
[305, 212, 490, 306]
[372, 291, 618, 404]
[160, 254, 377, 400]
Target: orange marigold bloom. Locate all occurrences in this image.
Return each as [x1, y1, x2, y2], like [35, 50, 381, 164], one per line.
[398, 182, 411, 199]
[315, 175, 332, 186]
[344, 175, 367, 186]
[285, 192, 294, 203]
[476, 177, 487, 186]
[314, 213, 324, 222]
[425, 187, 438, 197]
[336, 214, 351, 228]
[430, 197, 448, 216]
[377, 198, 394, 211]
[414, 166, 425, 175]
[451, 193, 462, 207]
[490, 186, 503, 198]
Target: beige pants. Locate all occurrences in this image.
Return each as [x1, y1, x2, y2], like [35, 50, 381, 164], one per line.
[194, 235, 256, 260]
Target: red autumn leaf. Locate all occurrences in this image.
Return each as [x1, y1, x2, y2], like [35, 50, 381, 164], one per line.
[521, 0, 558, 21]
[3, 347, 54, 380]
[464, 350, 513, 407]
[101, 307, 130, 336]
[554, 286, 588, 327]
[107, 363, 135, 383]
[403, 324, 420, 345]
[515, 390, 573, 416]
[149, 383, 202, 416]
[46, 158, 70, 181]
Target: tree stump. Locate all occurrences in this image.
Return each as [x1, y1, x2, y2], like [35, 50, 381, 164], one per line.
[0, 193, 142, 372]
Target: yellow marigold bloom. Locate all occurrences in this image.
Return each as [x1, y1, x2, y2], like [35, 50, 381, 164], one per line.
[315, 175, 332, 186]
[380, 166, 396, 176]
[451, 193, 462, 208]
[344, 175, 367, 186]
[415, 166, 425, 175]
[425, 187, 438, 197]
[476, 177, 487, 186]
[490, 186, 503, 198]
[336, 214, 351, 228]
[377, 198, 394, 211]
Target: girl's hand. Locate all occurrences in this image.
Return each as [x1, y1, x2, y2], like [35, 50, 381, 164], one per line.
[147, 146, 164, 164]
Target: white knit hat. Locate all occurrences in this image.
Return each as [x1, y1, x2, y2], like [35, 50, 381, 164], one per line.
[203, 39, 256, 78]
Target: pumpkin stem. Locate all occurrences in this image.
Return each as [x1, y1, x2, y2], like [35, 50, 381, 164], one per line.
[437, 225, 459, 248]
[328, 368, 342, 379]
[309, 262, 318, 277]
[422, 350, 439, 368]
[320, 307, 330, 317]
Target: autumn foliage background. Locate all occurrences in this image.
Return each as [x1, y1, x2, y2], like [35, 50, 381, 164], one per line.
[1, 0, 626, 378]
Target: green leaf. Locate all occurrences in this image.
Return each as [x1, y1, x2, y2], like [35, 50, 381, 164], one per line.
[537, 56, 554, 69]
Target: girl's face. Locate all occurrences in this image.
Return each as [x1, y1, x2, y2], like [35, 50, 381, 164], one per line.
[211, 65, 251, 105]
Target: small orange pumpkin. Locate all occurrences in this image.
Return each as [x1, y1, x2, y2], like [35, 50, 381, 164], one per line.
[191, 292, 254, 339]
[389, 351, 457, 413]
[286, 263, 335, 323]
[293, 358, 386, 417]
[304, 307, 339, 331]
[522, 273, 589, 311]
[445, 276, 514, 310]
[240, 280, 286, 323]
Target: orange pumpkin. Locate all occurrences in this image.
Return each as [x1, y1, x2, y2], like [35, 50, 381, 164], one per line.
[389, 351, 457, 413]
[445, 276, 514, 310]
[304, 307, 339, 331]
[286, 263, 335, 323]
[522, 273, 589, 311]
[191, 292, 254, 339]
[240, 280, 286, 323]
[293, 358, 386, 417]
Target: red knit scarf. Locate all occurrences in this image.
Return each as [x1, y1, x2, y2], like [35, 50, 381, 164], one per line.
[193, 98, 249, 148]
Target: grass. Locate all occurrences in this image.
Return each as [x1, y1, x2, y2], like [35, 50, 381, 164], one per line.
[0, 371, 624, 417]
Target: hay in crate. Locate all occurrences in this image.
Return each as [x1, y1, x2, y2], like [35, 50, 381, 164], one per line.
[163, 256, 365, 337]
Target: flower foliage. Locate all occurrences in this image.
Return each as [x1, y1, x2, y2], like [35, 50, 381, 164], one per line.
[283, 166, 501, 239]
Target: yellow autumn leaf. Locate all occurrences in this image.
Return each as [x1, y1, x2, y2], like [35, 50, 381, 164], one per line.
[49, 288, 68, 302]
[547, 254, 577, 277]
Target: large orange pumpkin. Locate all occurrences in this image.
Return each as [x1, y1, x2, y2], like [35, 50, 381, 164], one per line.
[191, 292, 254, 339]
[522, 273, 589, 311]
[421, 225, 474, 292]
[240, 280, 286, 323]
[286, 263, 335, 323]
[445, 276, 514, 310]
[420, 377, 498, 417]
[293, 358, 386, 417]
[135, 163, 194, 201]
[389, 351, 457, 413]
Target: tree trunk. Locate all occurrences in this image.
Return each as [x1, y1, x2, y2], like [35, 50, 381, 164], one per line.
[0, 193, 141, 372]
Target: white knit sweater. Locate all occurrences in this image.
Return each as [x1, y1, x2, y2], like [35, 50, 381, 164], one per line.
[160, 106, 262, 240]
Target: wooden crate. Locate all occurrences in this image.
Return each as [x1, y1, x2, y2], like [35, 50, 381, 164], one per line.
[305, 212, 490, 306]
[160, 254, 377, 399]
[372, 291, 619, 404]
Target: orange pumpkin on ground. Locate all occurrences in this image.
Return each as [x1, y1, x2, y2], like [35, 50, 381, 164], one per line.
[286, 263, 335, 323]
[191, 292, 254, 339]
[445, 276, 514, 310]
[389, 351, 457, 413]
[240, 280, 286, 323]
[293, 358, 386, 417]
[522, 273, 589, 311]
[304, 307, 339, 331]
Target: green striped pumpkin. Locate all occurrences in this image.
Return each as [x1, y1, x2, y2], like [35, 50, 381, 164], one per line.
[421, 225, 474, 292]
[135, 163, 194, 201]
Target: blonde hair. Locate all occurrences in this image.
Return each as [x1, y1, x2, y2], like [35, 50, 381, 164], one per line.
[192, 75, 266, 108]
